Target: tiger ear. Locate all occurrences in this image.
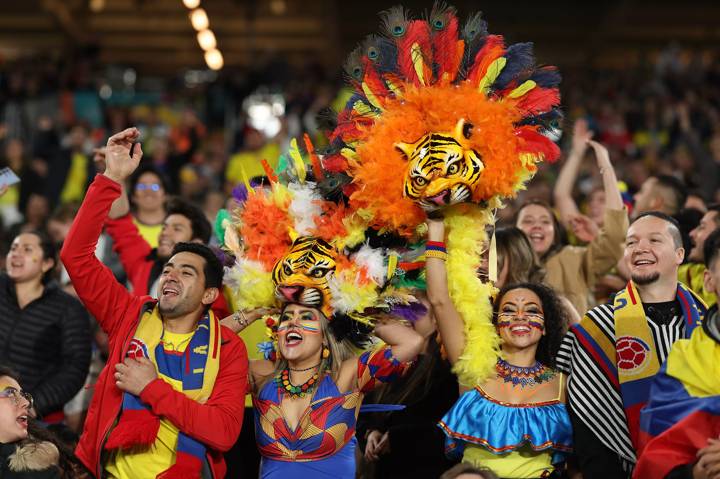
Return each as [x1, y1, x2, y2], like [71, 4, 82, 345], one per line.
[454, 118, 473, 140]
[394, 142, 413, 160]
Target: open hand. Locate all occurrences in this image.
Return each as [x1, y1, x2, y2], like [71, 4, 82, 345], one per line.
[114, 357, 157, 396]
[103, 128, 143, 184]
[571, 118, 593, 152]
[568, 214, 599, 243]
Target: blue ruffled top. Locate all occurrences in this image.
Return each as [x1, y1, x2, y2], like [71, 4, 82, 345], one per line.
[438, 386, 573, 463]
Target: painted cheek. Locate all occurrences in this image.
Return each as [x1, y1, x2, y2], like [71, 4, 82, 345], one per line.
[298, 320, 320, 334]
[497, 320, 512, 329]
[277, 323, 290, 335]
[528, 320, 545, 331]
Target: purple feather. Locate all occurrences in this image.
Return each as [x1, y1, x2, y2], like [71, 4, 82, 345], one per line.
[390, 301, 428, 323]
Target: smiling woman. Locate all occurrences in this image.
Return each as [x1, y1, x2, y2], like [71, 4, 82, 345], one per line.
[223, 301, 423, 479]
[427, 216, 573, 477]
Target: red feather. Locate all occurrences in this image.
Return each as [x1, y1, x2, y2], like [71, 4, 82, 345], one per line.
[431, 14, 461, 82]
[516, 126, 561, 162]
[466, 35, 505, 85]
[396, 20, 432, 85]
[361, 57, 391, 107]
[303, 133, 325, 180]
[323, 153, 349, 174]
[515, 87, 560, 116]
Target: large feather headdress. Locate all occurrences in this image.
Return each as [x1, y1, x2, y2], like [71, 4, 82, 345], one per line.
[322, 3, 562, 385]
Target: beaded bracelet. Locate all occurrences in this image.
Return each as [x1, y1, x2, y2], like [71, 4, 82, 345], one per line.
[425, 250, 448, 260]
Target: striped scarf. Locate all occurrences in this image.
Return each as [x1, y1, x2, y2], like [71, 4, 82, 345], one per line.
[104, 305, 221, 478]
[614, 282, 702, 449]
[556, 282, 705, 469]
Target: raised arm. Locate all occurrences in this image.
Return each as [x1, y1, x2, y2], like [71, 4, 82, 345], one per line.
[554, 119, 593, 225]
[425, 218, 465, 366]
[575, 141, 628, 286]
[372, 317, 423, 364]
[60, 128, 144, 338]
[588, 140, 623, 211]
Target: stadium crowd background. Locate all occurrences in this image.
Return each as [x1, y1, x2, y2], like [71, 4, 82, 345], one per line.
[1, 1, 720, 477]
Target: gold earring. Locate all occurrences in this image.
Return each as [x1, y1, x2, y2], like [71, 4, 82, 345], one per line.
[322, 345, 330, 359]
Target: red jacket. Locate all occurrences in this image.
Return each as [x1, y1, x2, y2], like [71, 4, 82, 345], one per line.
[61, 175, 248, 479]
[105, 211, 230, 317]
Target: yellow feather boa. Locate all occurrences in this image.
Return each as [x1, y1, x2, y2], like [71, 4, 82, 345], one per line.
[445, 206, 500, 387]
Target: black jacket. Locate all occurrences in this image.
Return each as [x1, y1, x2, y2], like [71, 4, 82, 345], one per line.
[0, 274, 91, 416]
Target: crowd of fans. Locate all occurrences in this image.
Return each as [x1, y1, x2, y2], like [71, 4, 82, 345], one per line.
[0, 45, 719, 479]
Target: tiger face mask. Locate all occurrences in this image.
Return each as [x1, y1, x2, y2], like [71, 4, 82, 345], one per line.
[395, 119, 485, 211]
[271, 236, 337, 317]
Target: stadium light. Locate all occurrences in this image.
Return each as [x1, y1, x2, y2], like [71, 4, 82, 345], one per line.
[183, 0, 201, 8]
[204, 49, 224, 70]
[190, 8, 209, 31]
[197, 29, 217, 51]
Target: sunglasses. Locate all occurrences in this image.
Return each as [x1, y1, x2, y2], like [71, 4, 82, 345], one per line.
[135, 183, 162, 192]
[0, 386, 33, 409]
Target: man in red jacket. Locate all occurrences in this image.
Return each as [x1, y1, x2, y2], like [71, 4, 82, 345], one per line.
[61, 127, 247, 479]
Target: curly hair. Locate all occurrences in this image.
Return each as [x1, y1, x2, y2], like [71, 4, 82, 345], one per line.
[492, 282, 568, 368]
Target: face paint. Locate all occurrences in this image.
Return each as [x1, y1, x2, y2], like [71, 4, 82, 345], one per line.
[497, 320, 512, 329]
[277, 310, 320, 334]
[528, 319, 545, 331]
[297, 320, 320, 334]
[496, 319, 544, 330]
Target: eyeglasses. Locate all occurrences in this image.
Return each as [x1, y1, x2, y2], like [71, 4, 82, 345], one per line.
[135, 183, 162, 192]
[0, 386, 33, 409]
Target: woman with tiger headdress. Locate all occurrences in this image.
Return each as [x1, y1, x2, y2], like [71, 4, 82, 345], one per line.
[218, 131, 426, 479]
[221, 285, 423, 479]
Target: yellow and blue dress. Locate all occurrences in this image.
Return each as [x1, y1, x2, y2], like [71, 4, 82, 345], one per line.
[439, 373, 572, 478]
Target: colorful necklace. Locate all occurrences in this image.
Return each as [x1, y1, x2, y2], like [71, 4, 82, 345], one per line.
[276, 367, 320, 398]
[496, 358, 556, 388]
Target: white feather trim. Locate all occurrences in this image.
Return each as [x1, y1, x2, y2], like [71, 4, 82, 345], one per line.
[351, 243, 386, 285]
[287, 181, 322, 235]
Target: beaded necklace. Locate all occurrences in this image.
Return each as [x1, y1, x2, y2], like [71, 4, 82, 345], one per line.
[276, 367, 320, 398]
[496, 358, 556, 388]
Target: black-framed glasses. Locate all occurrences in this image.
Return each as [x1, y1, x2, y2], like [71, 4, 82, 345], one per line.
[0, 386, 34, 409]
[135, 183, 161, 192]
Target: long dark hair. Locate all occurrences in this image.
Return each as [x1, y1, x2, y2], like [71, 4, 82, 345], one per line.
[492, 282, 568, 367]
[372, 335, 441, 406]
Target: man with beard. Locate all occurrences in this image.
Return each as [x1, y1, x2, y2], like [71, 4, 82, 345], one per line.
[61, 127, 247, 479]
[556, 212, 706, 478]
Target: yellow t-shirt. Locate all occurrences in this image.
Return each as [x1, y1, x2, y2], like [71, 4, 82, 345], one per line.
[105, 330, 194, 479]
[133, 218, 162, 249]
[225, 143, 281, 184]
[227, 290, 266, 407]
[60, 152, 88, 203]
